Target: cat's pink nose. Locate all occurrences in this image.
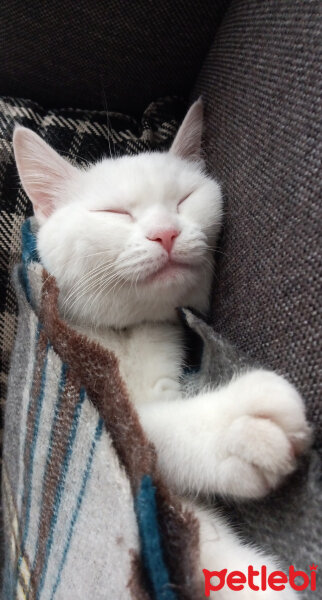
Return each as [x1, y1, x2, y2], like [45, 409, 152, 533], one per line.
[147, 228, 180, 254]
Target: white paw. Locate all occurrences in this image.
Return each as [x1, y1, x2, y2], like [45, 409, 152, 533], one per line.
[215, 369, 312, 499]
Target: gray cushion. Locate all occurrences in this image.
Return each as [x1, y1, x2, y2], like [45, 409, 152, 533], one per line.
[192, 3, 322, 595]
[193, 0, 322, 446]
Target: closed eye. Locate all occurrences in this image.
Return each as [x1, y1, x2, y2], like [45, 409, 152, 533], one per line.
[177, 193, 192, 211]
[90, 209, 132, 217]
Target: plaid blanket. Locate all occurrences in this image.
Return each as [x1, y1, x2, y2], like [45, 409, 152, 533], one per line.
[2, 219, 204, 600]
[3, 219, 322, 599]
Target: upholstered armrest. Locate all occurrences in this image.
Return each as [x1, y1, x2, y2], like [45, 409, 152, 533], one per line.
[192, 0, 321, 445]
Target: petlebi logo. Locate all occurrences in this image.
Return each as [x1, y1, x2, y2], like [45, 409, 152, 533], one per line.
[203, 564, 318, 596]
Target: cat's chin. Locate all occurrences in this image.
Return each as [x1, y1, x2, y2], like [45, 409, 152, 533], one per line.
[141, 260, 196, 285]
[58, 257, 212, 329]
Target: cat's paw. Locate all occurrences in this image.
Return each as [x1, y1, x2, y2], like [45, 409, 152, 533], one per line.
[215, 369, 312, 499]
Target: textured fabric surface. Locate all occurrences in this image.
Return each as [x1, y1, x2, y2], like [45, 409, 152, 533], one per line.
[192, 0, 322, 447]
[183, 310, 322, 600]
[0, 95, 185, 454]
[2, 228, 202, 599]
[3, 230, 321, 598]
[1, 0, 230, 114]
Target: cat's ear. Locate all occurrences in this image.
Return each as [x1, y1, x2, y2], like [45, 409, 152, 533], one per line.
[170, 98, 203, 161]
[13, 126, 79, 224]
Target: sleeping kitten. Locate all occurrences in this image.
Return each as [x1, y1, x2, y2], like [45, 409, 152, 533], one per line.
[13, 100, 311, 599]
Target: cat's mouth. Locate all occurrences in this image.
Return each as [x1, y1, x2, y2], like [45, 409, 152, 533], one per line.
[142, 260, 194, 284]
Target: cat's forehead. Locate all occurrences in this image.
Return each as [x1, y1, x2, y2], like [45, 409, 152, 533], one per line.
[86, 152, 201, 200]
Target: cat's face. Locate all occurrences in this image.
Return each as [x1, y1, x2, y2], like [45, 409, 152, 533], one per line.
[13, 100, 222, 328]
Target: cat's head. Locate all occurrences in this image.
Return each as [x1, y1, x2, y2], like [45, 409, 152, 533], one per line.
[13, 100, 222, 328]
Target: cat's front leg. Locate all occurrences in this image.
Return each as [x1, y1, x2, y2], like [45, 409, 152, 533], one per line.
[138, 369, 311, 498]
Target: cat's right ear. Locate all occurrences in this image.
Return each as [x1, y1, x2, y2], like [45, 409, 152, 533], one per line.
[13, 126, 79, 224]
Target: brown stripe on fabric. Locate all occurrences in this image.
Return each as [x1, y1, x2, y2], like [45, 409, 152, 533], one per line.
[155, 478, 203, 600]
[20, 328, 48, 536]
[29, 367, 81, 599]
[40, 272, 156, 490]
[128, 552, 152, 600]
[39, 271, 202, 600]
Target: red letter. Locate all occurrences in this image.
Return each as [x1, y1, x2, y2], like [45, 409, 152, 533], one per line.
[310, 564, 317, 591]
[268, 571, 287, 591]
[203, 569, 227, 597]
[261, 565, 267, 591]
[248, 565, 260, 591]
[226, 571, 246, 591]
[289, 566, 309, 591]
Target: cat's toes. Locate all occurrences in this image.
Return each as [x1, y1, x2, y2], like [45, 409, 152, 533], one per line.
[215, 454, 273, 498]
[224, 415, 297, 497]
[231, 370, 312, 457]
[216, 370, 313, 498]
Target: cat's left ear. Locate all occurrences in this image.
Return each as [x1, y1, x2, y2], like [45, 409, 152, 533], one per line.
[13, 126, 79, 224]
[170, 98, 203, 161]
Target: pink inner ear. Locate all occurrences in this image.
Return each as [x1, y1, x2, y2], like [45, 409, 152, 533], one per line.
[170, 98, 203, 161]
[13, 126, 78, 223]
[32, 164, 66, 218]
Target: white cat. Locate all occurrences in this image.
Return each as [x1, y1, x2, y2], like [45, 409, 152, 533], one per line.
[13, 100, 311, 599]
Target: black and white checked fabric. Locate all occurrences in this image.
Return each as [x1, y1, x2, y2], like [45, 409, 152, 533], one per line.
[0, 95, 185, 448]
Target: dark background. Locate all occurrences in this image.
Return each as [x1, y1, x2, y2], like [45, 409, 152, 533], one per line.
[1, 0, 230, 114]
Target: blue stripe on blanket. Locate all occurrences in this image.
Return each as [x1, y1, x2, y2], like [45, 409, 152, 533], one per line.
[36, 387, 87, 599]
[17, 334, 50, 576]
[49, 416, 104, 600]
[135, 475, 177, 600]
[21, 219, 39, 303]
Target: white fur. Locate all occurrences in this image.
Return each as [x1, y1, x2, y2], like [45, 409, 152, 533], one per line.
[138, 369, 311, 499]
[13, 101, 311, 598]
[37, 151, 221, 327]
[189, 503, 300, 599]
